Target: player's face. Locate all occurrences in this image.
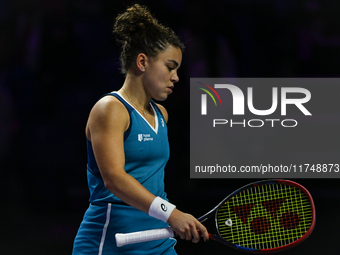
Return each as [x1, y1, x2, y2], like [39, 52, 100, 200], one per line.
[143, 45, 182, 101]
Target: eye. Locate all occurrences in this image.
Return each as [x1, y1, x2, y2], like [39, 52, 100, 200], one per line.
[167, 66, 175, 71]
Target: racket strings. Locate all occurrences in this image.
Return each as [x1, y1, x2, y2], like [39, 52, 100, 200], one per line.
[216, 183, 313, 250]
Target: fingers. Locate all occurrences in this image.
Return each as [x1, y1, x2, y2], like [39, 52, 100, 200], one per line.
[167, 209, 209, 243]
[190, 223, 201, 243]
[176, 221, 196, 241]
[179, 219, 208, 243]
[196, 221, 209, 242]
[178, 222, 200, 242]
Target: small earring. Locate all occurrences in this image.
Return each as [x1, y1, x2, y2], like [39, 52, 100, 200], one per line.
[141, 67, 145, 71]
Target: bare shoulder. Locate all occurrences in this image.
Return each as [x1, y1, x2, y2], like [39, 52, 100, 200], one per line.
[155, 103, 168, 123]
[86, 95, 129, 140]
[91, 95, 127, 116]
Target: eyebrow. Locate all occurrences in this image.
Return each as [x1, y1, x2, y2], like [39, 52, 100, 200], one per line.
[167, 60, 179, 67]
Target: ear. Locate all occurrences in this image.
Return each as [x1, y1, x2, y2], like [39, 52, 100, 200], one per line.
[136, 53, 147, 72]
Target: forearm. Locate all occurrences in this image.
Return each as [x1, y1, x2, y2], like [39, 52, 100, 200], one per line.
[103, 171, 156, 213]
[103, 168, 208, 242]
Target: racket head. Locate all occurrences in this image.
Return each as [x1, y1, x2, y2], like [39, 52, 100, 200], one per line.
[213, 179, 316, 253]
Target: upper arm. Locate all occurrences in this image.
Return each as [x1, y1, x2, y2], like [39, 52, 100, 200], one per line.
[86, 96, 129, 183]
[85, 96, 157, 211]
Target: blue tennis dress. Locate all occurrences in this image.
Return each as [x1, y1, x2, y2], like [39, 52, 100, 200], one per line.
[72, 92, 177, 254]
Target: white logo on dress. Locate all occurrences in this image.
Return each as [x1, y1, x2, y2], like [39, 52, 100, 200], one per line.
[138, 134, 153, 142]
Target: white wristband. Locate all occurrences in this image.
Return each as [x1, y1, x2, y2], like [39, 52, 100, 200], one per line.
[148, 197, 176, 223]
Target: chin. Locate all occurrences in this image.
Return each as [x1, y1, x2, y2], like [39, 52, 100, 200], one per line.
[154, 97, 168, 102]
[153, 94, 169, 102]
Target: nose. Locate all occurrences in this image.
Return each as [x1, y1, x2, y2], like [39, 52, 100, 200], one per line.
[171, 72, 179, 83]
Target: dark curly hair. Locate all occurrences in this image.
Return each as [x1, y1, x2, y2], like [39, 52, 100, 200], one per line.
[113, 4, 184, 74]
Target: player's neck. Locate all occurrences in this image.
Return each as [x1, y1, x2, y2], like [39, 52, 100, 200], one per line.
[121, 75, 151, 110]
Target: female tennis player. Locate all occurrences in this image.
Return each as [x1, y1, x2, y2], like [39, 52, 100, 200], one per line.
[72, 4, 208, 255]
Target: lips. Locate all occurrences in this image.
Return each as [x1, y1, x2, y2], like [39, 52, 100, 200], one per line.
[167, 85, 174, 94]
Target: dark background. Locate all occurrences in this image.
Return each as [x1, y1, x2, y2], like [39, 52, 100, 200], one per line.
[1, 0, 339, 254]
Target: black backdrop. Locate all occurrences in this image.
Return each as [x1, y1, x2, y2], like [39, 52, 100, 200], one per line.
[1, 0, 339, 254]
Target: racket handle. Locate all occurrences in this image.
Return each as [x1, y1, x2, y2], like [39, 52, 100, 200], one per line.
[115, 227, 174, 247]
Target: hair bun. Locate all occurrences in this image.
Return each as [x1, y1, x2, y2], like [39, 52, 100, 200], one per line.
[114, 4, 156, 44]
[112, 4, 184, 74]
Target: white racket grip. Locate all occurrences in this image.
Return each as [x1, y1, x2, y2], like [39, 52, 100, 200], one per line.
[115, 227, 174, 247]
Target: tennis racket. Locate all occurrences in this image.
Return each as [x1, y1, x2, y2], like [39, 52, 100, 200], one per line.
[115, 179, 316, 253]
